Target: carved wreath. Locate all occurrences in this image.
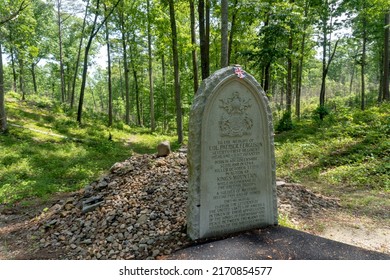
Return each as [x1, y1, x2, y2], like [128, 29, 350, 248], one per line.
[219, 92, 253, 137]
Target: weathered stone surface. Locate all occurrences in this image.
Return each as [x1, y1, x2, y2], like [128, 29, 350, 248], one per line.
[187, 66, 278, 240]
[157, 141, 171, 157]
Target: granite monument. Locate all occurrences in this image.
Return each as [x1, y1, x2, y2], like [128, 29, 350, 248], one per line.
[187, 66, 278, 240]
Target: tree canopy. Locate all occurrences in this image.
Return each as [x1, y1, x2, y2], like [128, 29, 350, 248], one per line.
[0, 0, 389, 136]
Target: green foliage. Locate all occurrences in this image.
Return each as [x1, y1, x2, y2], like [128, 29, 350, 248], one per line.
[275, 100, 390, 217]
[312, 105, 330, 122]
[276, 100, 390, 214]
[278, 212, 298, 229]
[276, 111, 293, 132]
[0, 95, 182, 204]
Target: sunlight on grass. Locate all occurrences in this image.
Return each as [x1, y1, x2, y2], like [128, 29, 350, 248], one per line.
[278, 213, 298, 229]
[1, 95, 185, 204]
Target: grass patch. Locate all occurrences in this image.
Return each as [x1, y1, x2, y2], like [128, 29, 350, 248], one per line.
[1, 95, 183, 204]
[275, 101, 390, 218]
[0, 128, 129, 203]
[278, 213, 298, 229]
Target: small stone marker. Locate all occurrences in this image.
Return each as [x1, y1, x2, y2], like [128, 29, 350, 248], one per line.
[187, 66, 278, 240]
[157, 141, 171, 157]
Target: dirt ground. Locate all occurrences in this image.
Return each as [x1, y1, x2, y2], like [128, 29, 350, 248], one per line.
[313, 213, 390, 254]
[0, 194, 71, 260]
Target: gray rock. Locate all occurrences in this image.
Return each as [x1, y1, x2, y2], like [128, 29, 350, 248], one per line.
[97, 180, 109, 190]
[136, 214, 148, 225]
[82, 196, 104, 214]
[152, 249, 160, 257]
[157, 141, 171, 157]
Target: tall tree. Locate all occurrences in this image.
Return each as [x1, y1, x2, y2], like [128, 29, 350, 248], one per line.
[317, 0, 340, 119]
[221, 0, 229, 68]
[0, 0, 28, 133]
[28, 0, 53, 95]
[168, 0, 183, 143]
[205, 0, 210, 74]
[383, 11, 390, 101]
[77, 0, 121, 124]
[0, 43, 6, 133]
[286, 0, 295, 118]
[198, 0, 210, 79]
[71, 0, 89, 109]
[104, 3, 113, 127]
[360, 9, 367, 110]
[189, 0, 199, 93]
[118, 4, 131, 125]
[129, 33, 142, 126]
[56, 0, 66, 103]
[295, 0, 310, 120]
[228, 0, 238, 65]
[147, 0, 155, 131]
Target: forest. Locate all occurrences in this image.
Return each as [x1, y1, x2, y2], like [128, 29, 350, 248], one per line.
[0, 0, 389, 137]
[0, 0, 390, 259]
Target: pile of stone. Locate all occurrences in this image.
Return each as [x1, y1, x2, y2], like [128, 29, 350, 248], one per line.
[35, 151, 339, 260]
[37, 152, 189, 260]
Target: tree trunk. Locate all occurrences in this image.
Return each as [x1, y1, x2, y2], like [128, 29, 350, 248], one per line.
[57, 0, 66, 103]
[118, 58, 124, 102]
[66, 65, 71, 101]
[77, 0, 121, 124]
[349, 63, 356, 95]
[198, 0, 210, 79]
[383, 11, 390, 101]
[286, 31, 293, 115]
[190, 0, 199, 94]
[120, 10, 131, 125]
[264, 62, 271, 94]
[361, 20, 367, 111]
[133, 68, 141, 126]
[162, 54, 167, 131]
[31, 62, 38, 94]
[19, 58, 25, 100]
[147, 0, 155, 131]
[0, 42, 8, 133]
[168, 0, 183, 144]
[10, 47, 17, 91]
[378, 50, 384, 103]
[228, 0, 239, 65]
[77, 7, 98, 124]
[262, 13, 270, 94]
[295, 0, 308, 120]
[71, 0, 89, 109]
[319, 39, 339, 119]
[294, 63, 300, 118]
[105, 5, 113, 127]
[319, 20, 327, 112]
[206, 0, 210, 75]
[221, 0, 229, 68]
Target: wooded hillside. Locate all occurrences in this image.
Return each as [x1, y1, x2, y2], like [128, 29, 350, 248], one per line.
[1, 0, 389, 139]
[0, 1, 389, 259]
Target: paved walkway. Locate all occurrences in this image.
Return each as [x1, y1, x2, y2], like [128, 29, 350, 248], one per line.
[166, 226, 390, 260]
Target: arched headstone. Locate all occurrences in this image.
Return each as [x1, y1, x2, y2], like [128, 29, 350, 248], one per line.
[187, 66, 278, 240]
